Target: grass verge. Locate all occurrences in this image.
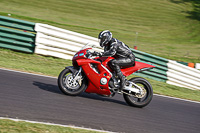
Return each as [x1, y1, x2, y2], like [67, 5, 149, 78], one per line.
[0, 48, 200, 102]
[0, 119, 103, 133]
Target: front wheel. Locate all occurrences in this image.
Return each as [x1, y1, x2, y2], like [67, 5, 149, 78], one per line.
[123, 77, 153, 108]
[58, 68, 87, 96]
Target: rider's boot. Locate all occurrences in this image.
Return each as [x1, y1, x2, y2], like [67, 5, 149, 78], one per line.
[116, 71, 126, 92]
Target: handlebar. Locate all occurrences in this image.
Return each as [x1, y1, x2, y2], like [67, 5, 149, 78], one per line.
[86, 50, 101, 59]
[85, 50, 92, 58]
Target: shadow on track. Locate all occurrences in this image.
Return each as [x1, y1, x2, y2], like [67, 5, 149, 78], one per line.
[33, 81, 127, 106]
[33, 81, 63, 94]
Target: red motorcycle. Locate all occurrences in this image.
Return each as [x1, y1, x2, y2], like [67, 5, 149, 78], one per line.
[58, 46, 155, 108]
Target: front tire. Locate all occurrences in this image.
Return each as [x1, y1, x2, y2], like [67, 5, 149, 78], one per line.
[58, 68, 87, 96]
[123, 77, 153, 108]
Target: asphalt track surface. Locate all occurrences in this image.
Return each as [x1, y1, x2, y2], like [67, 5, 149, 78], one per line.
[0, 68, 200, 133]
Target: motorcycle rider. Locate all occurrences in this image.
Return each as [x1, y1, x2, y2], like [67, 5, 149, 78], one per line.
[94, 30, 135, 91]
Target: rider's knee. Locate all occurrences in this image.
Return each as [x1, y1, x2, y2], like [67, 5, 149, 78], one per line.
[110, 59, 117, 66]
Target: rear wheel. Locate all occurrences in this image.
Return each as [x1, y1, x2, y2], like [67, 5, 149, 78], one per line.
[58, 68, 87, 96]
[123, 77, 153, 108]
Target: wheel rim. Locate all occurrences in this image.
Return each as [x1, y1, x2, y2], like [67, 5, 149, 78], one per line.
[134, 85, 147, 99]
[63, 73, 81, 91]
[65, 74, 79, 88]
[128, 82, 149, 103]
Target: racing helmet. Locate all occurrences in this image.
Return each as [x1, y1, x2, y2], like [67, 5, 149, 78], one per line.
[98, 30, 112, 47]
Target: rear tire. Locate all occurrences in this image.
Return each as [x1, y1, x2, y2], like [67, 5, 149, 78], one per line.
[123, 77, 153, 108]
[58, 68, 87, 96]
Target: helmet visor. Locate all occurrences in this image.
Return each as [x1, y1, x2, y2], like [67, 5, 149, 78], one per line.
[99, 36, 107, 47]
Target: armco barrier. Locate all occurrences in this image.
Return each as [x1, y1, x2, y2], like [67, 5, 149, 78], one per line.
[166, 60, 200, 90]
[130, 48, 200, 90]
[196, 63, 200, 70]
[34, 23, 103, 59]
[0, 16, 36, 53]
[130, 48, 168, 82]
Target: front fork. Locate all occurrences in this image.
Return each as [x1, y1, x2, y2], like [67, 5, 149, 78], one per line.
[73, 67, 83, 86]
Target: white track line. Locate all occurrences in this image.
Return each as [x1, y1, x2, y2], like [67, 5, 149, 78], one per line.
[0, 67, 199, 104]
[0, 117, 116, 133]
[154, 94, 200, 104]
[0, 67, 57, 79]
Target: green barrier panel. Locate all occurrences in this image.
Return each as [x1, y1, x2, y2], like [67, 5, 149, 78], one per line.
[135, 59, 168, 75]
[0, 43, 34, 53]
[0, 37, 34, 47]
[135, 59, 168, 72]
[131, 48, 168, 67]
[0, 15, 36, 53]
[177, 61, 188, 66]
[149, 67, 167, 76]
[140, 70, 167, 80]
[133, 73, 167, 82]
[0, 16, 35, 32]
[0, 27, 35, 42]
[132, 49, 169, 82]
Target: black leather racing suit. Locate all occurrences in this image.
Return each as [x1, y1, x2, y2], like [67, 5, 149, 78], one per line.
[101, 38, 135, 90]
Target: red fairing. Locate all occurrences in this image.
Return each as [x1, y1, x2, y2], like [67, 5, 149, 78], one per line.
[76, 58, 112, 95]
[121, 61, 155, 77]
[73, 48, 155, 96]
[96, 57, 114, 72]
[94, 57, 155, 77]
[72, 48, 91, 61]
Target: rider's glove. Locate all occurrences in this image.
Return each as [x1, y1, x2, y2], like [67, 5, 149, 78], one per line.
[92, 51, 101, 56]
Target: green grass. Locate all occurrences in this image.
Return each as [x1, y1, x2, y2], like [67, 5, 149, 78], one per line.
[0, 119, 102, 133]
[0, 48, 71, 77]
[0, 48, 200, 102]
[0, 0, 200, 62]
